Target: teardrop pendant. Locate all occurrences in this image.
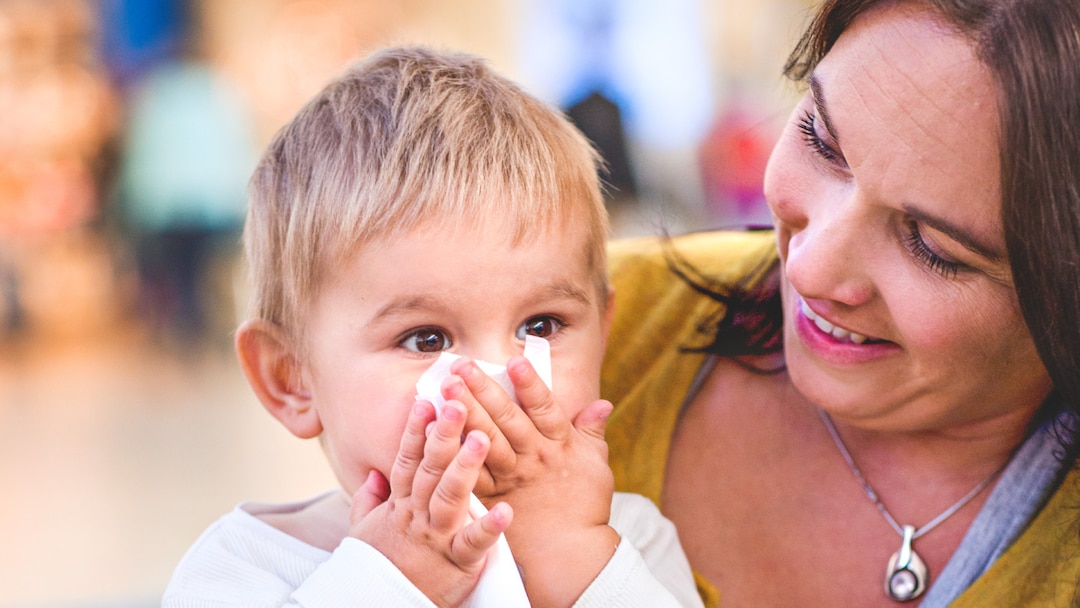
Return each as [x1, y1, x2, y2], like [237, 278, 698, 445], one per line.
[884, 525, 929, 601]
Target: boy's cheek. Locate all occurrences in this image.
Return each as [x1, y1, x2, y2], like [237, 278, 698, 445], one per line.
[329, 403, 414, 494]
[552, 383, 601, 420]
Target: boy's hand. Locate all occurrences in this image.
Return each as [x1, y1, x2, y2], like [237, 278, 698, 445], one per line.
[349, 399, 513, 608]
[445, 357, 620, 607]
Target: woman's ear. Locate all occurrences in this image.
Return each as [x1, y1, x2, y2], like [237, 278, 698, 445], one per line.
[235, 319, 322, 439]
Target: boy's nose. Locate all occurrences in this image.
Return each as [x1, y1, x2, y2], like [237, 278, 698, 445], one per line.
[462, 337, 524, 368]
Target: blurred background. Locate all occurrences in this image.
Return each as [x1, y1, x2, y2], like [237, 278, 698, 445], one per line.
[0, 0, 810, 605]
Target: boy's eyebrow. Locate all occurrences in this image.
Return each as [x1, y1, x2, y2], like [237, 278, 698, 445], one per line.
[370, 295, 444, 324]
[370, 281, 594, 324]
[537, 281, 593, 306]
[808, 73, 841, 146]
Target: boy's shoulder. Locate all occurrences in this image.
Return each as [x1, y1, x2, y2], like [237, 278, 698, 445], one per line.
[610, 491, 672, 532]
[606, 492, 708, 608]
[252, 490, 350, 552]
[163, 493, 338, 602]
[163, 491, 437, 607]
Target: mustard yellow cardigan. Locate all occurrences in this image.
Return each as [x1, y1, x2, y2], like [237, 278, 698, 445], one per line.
[601, 230, 1080, 607]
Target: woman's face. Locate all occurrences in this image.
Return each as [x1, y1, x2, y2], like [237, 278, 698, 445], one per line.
[764, 2, 1052, 432]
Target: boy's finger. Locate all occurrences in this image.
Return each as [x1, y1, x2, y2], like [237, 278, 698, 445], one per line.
[506, 356, 571, 441]
[438, 379, 514, 496]
[349, 470, 390, 526]
[572, 399, 614, 443]
[451, 358, 539, 451]
[389, 400, 438, 497]
[412, 400, 469, 503]
[428, 430, 489, 532]
[450, 501, 513, 567]
[442, 363, 518, 466]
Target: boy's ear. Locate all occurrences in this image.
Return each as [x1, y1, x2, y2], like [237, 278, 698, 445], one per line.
[235, 319, 322, 439]
[600, 286, 616, 348]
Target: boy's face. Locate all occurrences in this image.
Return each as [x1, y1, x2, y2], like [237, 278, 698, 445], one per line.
[300, 216, 612, 494]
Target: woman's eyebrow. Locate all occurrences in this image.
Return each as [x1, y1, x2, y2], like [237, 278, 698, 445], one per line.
[903, 204, 1004, 261]
[809, 72, 842, 146]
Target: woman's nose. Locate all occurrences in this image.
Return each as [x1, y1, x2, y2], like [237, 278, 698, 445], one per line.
[782, 191, 874, 308]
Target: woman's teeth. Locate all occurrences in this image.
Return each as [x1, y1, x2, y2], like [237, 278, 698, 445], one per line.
[800, 299, 868, 344]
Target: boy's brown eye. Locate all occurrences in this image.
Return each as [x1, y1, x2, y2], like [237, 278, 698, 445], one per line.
[402, 329, 451, 353]
[516, 316, 561, 339]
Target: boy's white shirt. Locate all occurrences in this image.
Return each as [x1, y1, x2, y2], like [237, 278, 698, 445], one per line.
[162, 491, 703, 607]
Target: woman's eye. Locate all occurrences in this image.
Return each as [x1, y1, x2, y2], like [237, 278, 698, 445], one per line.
[797, 109, 845, 167]
[401, 328, 452, 353]
[516, 316, 562, 340]
[903, 222, 964, 279]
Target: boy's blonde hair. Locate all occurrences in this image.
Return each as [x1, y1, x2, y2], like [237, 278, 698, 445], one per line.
[244, 46, 609, 344]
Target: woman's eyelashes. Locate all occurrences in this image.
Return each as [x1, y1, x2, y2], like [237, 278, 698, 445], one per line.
[903, 222, 963, 279]
[798, 109, 846, 167]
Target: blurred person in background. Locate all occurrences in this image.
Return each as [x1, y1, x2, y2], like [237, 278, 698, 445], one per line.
[0, 0, 119, 344]
[111, 2, 256, 349]
[518, 0, 715, 233]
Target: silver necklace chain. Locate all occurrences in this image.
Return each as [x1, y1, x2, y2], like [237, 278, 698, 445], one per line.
[817, 409, 1005, 540]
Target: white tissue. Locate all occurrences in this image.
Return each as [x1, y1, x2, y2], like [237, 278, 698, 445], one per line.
[463, 494, 530, 607]
[411, 336, 550, 607]
[414, 335, 552, 414]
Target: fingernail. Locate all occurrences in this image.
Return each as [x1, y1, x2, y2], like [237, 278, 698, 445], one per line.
[463, 362, 481, 380]
[511, 356, 534, 375]
[441, 402, 463, 421]
[599, 403, 613, 420]
[443, 377, 464, 399]
[465, 432, 484, 452]
[364, 469, 380, 487]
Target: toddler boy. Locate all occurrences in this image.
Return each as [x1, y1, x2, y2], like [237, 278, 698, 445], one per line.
[163, 46, 699, 607]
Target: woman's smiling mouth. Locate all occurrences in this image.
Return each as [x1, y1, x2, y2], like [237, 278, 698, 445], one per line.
[799, 297, 872, 344]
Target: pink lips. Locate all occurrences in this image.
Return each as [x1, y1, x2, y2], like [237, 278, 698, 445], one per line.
[792, 298, 898, 365]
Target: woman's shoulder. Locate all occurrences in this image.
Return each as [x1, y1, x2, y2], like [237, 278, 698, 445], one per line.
[949, 466, 1080, 606]
[606, 230, 777, 325]
[608, 229, 777, 280]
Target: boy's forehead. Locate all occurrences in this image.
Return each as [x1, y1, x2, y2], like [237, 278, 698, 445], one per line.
[320, 216, 603, 305]
[347, 212, 598, 272]
[378, 208, 592, 250]
[318, 199, 607, 302]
